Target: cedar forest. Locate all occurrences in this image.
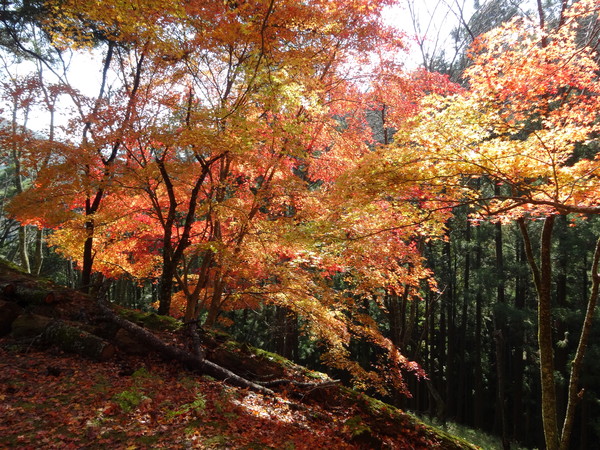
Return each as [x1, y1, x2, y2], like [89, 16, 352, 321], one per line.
[1, 0, 600, 449]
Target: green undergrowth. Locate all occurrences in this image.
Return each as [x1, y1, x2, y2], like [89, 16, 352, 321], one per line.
[415, 414, 536, 450]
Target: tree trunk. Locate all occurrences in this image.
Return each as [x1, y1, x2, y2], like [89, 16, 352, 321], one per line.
[31, 228, 44, 276]
[11, 100, 30, 274]
[520, 216, 559, 450]
[444, 239, 456, 421]
[157, 258, 174, 316]
[457, 219, 471, 422]
[81, 222, 95, 293]
[473, 235, 484, 429]
[205, 273, 224, 328]
[512, 235, 526, 442]
[494, 328, 510, 450]
[18, 225, 30, 274]
[494, 219, 510, 449]
[559, 237, 600, 450]
[385, 294, 402, 348]
[275, 306, 298, 361]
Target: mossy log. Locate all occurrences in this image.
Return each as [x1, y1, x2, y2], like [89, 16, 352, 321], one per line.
[2, 283, 57, 305]
[208, 344, 287, 379]
[98, 301, 274, 395]
[113, 328, 148, 355]
[10, 313, 53, 338]
[10, 313, 115, 361]
[44, 320, 115, 361]
[0, 300, 24, 336]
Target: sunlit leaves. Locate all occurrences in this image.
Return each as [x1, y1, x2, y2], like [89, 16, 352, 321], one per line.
[6, 0, 447, 394]
[404, 0, 600, 221]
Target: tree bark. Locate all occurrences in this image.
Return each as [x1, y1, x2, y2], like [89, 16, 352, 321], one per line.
[559, 237, 600, 450]
[473, 238, 484, 429]
[519, 216, 559, 450]
[81, 222, 95, 293]
[457, 218, 471, 422]
[31, 228, 44, 276]
[0, 300, 23, 336]
[512, 235, 526, 442]
[43, 320, 115, 361]
[3, 283, 57, 305]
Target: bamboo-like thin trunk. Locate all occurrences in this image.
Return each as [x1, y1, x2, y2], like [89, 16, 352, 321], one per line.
[559, 237, 600, 450]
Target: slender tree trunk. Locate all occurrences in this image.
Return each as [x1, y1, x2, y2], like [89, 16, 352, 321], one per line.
[457, 219, 471, 422]
[81, 221, 95, 292]
[443, 239, 456, 421]
[512, 235, 526, 442]
[494, 218, 510, 449]
[275, 306, 298, 361]
[31, 228, 44, 276]
[385, 294, 402, 347]
[494, 328, 510, 450]
[473, 236, 484, 429]
[11, 104, 30, 274]
[559, 237, 600, 450]
[439, 282, 447, 422]
[520, 216, 559, 450]
[17, 226, 30, 273]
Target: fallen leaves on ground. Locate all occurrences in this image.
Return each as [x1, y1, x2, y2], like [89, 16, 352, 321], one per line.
[0, 344, 472, 449]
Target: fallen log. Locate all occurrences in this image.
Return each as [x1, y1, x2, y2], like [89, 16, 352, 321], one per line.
[259, 379, 340, 389]
[10, 313, 115, 361]
[0, 300, 23, 336]
[44, 320, 115, 362]
[97, 301, 274, 395]
[10, 313, 52, 338]
[2, 283, 57, 305]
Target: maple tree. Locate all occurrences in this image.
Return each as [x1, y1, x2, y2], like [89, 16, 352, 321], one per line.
[382, 1, 600, 448]
[4, 1, 600, 446]
[5, 0, 461, 394]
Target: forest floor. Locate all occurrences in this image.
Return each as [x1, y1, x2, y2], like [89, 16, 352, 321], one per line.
[0, 262, 479, 449]
[0, 345, 477, 449]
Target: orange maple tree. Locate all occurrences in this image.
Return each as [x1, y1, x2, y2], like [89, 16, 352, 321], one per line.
[7, 0, 459, 394]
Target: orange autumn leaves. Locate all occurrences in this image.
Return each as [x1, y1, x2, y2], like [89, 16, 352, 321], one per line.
[404, 0, 600, 222]
[8, 0, 453, 394]
[12, 0, 598, 396]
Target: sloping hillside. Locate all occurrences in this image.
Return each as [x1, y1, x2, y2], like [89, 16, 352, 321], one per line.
[0, 262, 478, 449]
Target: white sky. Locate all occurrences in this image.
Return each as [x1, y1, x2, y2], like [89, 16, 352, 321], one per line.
[384, 0, 476, 68]
[7, 0, 541, 135]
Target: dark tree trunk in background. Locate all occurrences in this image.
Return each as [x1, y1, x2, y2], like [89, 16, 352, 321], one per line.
[512, 236, 527, 441]
[473, 230, 484, 429]
[444, 238, 457, 422]
[275, 306, 298, 361]
[457, 219, 471, 422]
[494, 218, 510, 449]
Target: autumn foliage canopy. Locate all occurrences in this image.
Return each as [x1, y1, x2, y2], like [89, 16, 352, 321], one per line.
[5, 4, 600, 446]
[5, 0, 462, 394]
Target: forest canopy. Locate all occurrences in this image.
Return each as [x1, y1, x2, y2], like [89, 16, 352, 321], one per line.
[2, 1, 600, 449]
